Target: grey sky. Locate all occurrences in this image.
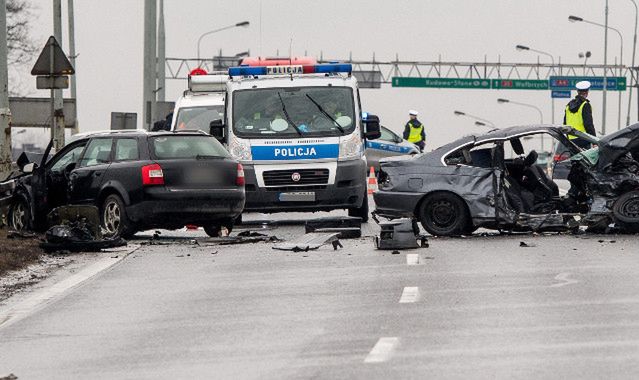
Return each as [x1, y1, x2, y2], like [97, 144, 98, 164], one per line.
[14, 0, 637, 150]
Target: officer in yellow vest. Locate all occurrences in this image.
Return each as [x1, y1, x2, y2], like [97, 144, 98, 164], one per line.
[403, 110, 426, 152]
[563, 80, 596, 149]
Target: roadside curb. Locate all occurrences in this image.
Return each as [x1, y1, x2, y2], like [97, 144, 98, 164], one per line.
[0, 244, 140, 330]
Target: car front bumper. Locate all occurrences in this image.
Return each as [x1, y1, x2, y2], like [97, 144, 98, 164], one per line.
[242, 159, 367, 213]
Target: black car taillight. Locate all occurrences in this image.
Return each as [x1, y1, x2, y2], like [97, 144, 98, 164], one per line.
[142, 163, 164, 186]
[236, 163, 245, 186]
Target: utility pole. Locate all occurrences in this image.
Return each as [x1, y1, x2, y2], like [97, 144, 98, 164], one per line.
[603, 0, 609, 134]
[52, 0, 65, 149]
[157, 0, 165, 102]
[0, 0, 12, 178]
[67, 0, 78, 134]
[142, 0, 157, 130]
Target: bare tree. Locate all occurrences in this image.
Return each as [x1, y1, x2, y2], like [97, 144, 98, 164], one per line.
[6, 0, 35, 65]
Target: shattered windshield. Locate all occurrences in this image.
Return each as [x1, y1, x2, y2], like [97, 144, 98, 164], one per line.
[570, 147, 599, 166]
[175, 105, 224, 131]
[232, 87, 355, 138]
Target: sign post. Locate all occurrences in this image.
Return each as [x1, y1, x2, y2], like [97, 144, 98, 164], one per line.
[30, 36, 75, 150]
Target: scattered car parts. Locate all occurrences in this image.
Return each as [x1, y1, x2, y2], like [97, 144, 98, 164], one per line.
[273, 232, 343, 252]
[305, 216, 362, 238]
[375, 218, 428, 250]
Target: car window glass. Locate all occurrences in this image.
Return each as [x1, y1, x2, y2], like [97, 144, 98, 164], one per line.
[468, 145, 495, 168]
[114, 138, 139, 161]
[445, 146, 471, 165]
[49, 143, 86, 172]
[175, 105, 224, 131]
[150, 135, 229, 159]
[379, 127, 395, 142]
[78, 138, 113, 167]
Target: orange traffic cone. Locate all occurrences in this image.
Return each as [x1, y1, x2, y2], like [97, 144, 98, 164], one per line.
[367, 166, 378, 194]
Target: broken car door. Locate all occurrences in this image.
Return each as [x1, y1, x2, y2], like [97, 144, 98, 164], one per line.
[46, 140, 88, 208]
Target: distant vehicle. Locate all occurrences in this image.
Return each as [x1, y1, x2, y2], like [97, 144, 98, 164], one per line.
[171, 73, 227, 132]
[365, 125, 420, 170]
[374, 124, 639, 236]
[8, 130, 245, 238]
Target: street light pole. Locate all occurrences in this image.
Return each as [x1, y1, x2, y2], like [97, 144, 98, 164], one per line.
[453, 110, 497, 128]
[628, 0, 638, 125]
[570, 10, 622, 133]
[516, 44, 556, 126]
[196, 21, 249, 63]
[497, 98, 545, 151]
[0, 0, 12, 178]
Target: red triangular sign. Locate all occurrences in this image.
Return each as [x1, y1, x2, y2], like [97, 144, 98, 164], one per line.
[31, 36, 75, 76]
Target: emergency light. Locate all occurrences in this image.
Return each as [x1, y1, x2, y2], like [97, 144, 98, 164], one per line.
[228, 63, 352, 77]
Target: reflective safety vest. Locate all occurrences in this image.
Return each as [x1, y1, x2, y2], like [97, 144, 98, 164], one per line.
[407, 122, 424, 143]
[565, 101, 588, 139]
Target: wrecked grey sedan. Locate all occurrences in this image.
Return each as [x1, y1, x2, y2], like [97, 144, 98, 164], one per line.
[373, 124, 639, 236]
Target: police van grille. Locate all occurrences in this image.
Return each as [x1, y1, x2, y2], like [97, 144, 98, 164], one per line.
[263, 169, 329, 186]
[262, 139, 325, 145]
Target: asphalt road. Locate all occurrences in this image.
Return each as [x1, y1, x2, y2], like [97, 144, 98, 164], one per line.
[1, 212, 639, 379]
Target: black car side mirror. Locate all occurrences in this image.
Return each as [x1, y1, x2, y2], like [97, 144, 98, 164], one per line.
[209, 119, 226, 143]
[363, 114, 381, 140]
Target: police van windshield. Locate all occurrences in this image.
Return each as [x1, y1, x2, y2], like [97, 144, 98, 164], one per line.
[232, 87, 355, 138]
[175, 105, 224, 131]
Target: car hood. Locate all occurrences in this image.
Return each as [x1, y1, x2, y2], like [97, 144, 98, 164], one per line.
[596, 123, 639, 170]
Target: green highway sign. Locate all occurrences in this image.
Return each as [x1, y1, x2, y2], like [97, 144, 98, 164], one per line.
[392, 77, 490, 89]
[491, 79, 548, 90]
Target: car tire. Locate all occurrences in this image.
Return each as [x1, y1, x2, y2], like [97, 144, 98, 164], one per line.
[612, 191, 639, 231]
[101, 194, 135, 239]
[348, 192, 369, 223]
[204, 221, 234, 237]
[418, 192, 470, 236]
[9, 197, 31, 231]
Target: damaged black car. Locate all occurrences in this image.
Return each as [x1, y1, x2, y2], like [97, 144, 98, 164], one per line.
[373, 124, 639, 236]
[3, 130, 245, 238]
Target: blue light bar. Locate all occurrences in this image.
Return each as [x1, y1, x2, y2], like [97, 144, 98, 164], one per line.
[228, 66, 267, 76]
[228, 63, 352, 77]
[313, 63, 352, 74]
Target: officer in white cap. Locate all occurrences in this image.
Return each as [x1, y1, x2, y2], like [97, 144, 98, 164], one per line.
[403, 110, 426, 152]
[564, 80, 596, 149]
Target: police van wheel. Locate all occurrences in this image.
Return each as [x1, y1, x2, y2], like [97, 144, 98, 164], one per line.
[348, 193, 369, 223]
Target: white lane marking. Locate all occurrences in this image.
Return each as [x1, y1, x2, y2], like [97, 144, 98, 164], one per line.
[406, 254, 420, 265]
[550, 272, 579, 288]
[399, 287, 421, 303]
[0, 245, 138, 330]
[364, 337, 400, 363]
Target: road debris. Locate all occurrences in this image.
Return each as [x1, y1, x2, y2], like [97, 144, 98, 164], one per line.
[305, 216, 362, 238]
[519, 241, 536, 248]
[273, 232, 342, 252]
[40, 205, 125, 252]
[375, 218, 428, 250]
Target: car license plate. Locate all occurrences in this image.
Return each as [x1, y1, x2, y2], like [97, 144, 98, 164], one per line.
[279, 191, 315, 202]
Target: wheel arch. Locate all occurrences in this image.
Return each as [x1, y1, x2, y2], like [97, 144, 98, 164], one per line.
[414, 190, 472, 220]
[97, 182, 130, 208]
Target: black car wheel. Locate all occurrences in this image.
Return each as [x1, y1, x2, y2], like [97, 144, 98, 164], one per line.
[612, 191, 639, 232]
[204, 221, 233, 237]
[9, 198, 31, 231]
[418, 192, 470, 236]
[101, 194, 134, 239]
[348, 192, 369, 223]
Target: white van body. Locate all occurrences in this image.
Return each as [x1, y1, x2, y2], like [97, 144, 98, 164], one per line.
[223, 62, 372, 220]
[171, 74, 227, 132]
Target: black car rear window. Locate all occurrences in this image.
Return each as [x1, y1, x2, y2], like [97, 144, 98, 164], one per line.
[150, 135, 229, 159]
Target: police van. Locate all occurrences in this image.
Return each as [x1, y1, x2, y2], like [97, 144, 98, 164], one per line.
[209, 57, 381, 221]
[171, 73, 227, 131]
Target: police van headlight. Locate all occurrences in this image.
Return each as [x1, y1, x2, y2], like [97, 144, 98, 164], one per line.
[229, 138, 252, 161]
[339, 133, 363, 160]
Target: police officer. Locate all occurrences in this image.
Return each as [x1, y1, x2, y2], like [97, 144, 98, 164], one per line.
[403, 110, 426, 152]
[563, 81, 596, 149]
